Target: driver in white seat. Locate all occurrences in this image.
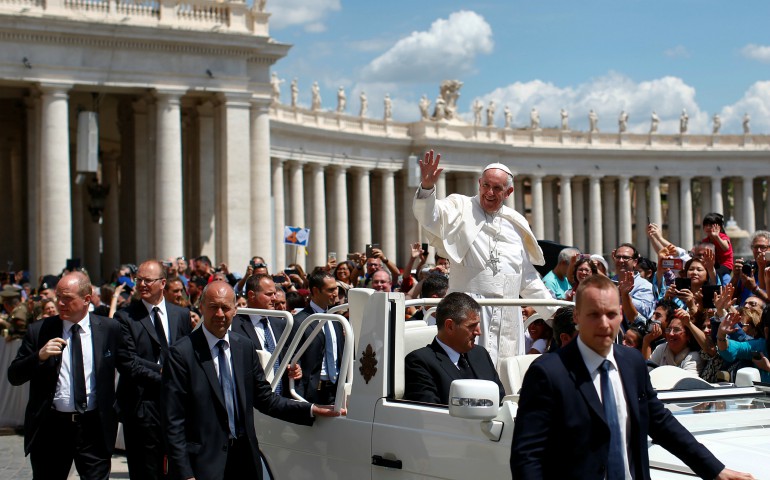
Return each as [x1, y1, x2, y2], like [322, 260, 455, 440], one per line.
[403, 293, 505, 405]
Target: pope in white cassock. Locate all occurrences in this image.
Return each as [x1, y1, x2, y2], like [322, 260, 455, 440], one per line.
[413, 150, 558, 366]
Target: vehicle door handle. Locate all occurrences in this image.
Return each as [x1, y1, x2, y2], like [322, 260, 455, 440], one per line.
[372, 455, 402, 469]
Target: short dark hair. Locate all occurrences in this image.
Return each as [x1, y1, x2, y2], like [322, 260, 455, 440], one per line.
[421, 274, 449, 299]
[308, 270, 334, 293]
[197, 256, 212, 267]
[436, 292, 480, 330]
[655, 299, 677, 322]
[702, 212, 724, 228]
[245, 273, 272, 294]
[165, 276, 183, 289]
[551, 306, 576, 348]
[285, 290, 307, 310]
[615, 243, 639, 259]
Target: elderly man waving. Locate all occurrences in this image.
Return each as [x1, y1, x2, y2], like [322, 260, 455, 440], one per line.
[413, 149, 556, 365]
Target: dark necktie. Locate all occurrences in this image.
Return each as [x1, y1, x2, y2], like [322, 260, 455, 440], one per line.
[70, 324, 87, 413]
[153, 306, 169, 361]
[600, 359, 625, 480]
[216, 340, 237, 438]
[323, 322, 338, 384]
[260, 318, 282, 395]
[457, 353, 473, 379]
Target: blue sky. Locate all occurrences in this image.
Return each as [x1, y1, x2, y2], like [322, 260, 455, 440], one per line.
[268, 1, 770, 134]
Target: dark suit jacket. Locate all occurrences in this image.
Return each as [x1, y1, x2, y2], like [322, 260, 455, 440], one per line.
[510, 340, 725, 480]
[7, 314, 123, 455]
[161, 328, 313, 480]
[231, 313, 292, 395]
[403, 339, 505, 405]
[292, 306, 345, 404]
[115, 300, 191, 420]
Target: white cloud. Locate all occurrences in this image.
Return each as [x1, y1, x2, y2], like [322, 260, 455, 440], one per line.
[360, 10, 494, 83]
[268, 0, 341, 32]
[476, 72, 712, 133]
[664, 45, 690, 59]
[740, 44, 770, 63]
[718, 81, 770, 133]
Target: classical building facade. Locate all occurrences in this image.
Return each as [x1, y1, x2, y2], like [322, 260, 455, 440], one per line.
[1, 1, 769, 282]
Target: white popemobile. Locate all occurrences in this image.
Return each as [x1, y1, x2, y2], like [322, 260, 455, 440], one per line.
[241, 289, 770, 480]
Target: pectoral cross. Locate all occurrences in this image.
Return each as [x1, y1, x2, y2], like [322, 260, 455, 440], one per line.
[488, 249, 500, 276]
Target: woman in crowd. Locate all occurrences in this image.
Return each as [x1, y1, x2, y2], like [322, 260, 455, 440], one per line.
[663, 256, 718, 311]
[622, 326, 643, 350]
[526, 317, 553, 354]
[677, 309, 724, 382]
[564, 256, 598, 301]
[645, 311, 704, 375]
[333, 260, 356, 287]
[39, 298, 57, 319]
[717, 305, 770, 383]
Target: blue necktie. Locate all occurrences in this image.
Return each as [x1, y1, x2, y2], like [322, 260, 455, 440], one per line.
[600, 360, 625, 480]
[260, 318, 281, 395]
[216, 340, 237, 438]
[323, 322, 338, 384]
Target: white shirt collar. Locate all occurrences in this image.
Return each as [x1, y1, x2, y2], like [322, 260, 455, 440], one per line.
[202, 323, 230, 352]
[142, 297, 167, 317]
[576, 335, 619, 374]
[63, 312, 91, 334]
[435, 336, 461, 366]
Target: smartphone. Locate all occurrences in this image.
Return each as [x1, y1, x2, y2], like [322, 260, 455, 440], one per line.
[366, 243, 380, 258]
[578, 254, 592, 260]
[328, 252, 337, 262]
[272, 275, 285, 284]
[421, 243, 429, 256]
[765, 251, 770, 262]
[161, 261, 173, 268]
[284, 269, 299, 276]
[702, 284, 720, 309]
[752, 351, 764, 361]
[674, 277, 692, 291]
[347, 253, 357, 260]
[742, 262, 754, 276]
[661, 258, 684, 270]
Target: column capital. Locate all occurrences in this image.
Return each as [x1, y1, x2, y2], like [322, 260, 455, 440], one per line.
[559, 174, 573, 181]
[742, 174, 755, 182]
[310, 163, 325, 174]
[197, 100, 215, 117]
[272, 157, 285, 167]
[37, 82, 73, 96]
[216, 91, 252, 108]
[289, 160, 306, 169]
[617, 174, 630, 181]
[250, 97, 271, 111]
[530, 172, 544, 180]
[153, 88, 186, 103]
[332, 164, 349, 173]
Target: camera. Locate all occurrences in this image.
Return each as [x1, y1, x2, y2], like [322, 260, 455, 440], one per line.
[674, 277, 691, 291]
[742, 261, 755, 277]
[661, 258, 683, 270]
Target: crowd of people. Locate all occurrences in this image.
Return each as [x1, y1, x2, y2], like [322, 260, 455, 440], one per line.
[2, 147, 766, 479]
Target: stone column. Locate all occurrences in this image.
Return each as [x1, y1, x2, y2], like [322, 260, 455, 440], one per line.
[272, 159, 286, 269]
[588, 175, 603, 254]
[753, 179, 764, 231]
[602, 177, 617, 255]
[39, 83, 73, 275]
[154, 90, 185, 259]
[352, 168, 372, 251]
[634, 178, 648, 257]
[217, 94, 252, 269]
[618, 176, 632, 245]
[572, 178, 586, 250]
[102, 154, 121, 280]
[288, 161, 306, 269]
[530, 174, 544, 238]
[132, 98, 151, 261]
[197, 101, 216, 260]
[559, 175, 573, 246]
[699, 177, 712, 218]
[743, 176, 755, 233]
[250, 100, 272, 259]
[381, 169, 397, 259]
[436, 175, 446, 200]
[765, 177, 770, 229]
[543, 178, 555, 240]
[514, 177, 525, 215]
[649, 176, 662, 260]
[667, 179, 680, 246]
[680, 176, 694, 250]
[309, 164, 328, 269]
[9, 144, 25, 266]
[331, 166, 349, 256]
[25, 94, 41, 279]
[711, 176, 724, 216]
[401, 172, 420, 252]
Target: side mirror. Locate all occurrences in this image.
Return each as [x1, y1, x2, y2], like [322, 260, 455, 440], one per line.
[448, 379, 499, 420]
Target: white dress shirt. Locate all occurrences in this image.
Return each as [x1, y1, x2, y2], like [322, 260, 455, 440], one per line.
[435, 336, 463, 370]
[53, 314, 96, 412]
[249, 314, 278, 350]
[202, 325, 232, 381]
[309, 301, 338, 381]
[142, 298, 170, 346]
[576, 337, 632, 480]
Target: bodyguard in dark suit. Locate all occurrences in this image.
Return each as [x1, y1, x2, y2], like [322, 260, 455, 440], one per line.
[230, 274, 300, 397]
[511, 275, 752, 480]
[404, 292, 505, 405]
[292, 271, 345, 405]
[115, 260, 192, 480]
[8, 272, 124, 480]
[162, 281, 342, 480]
